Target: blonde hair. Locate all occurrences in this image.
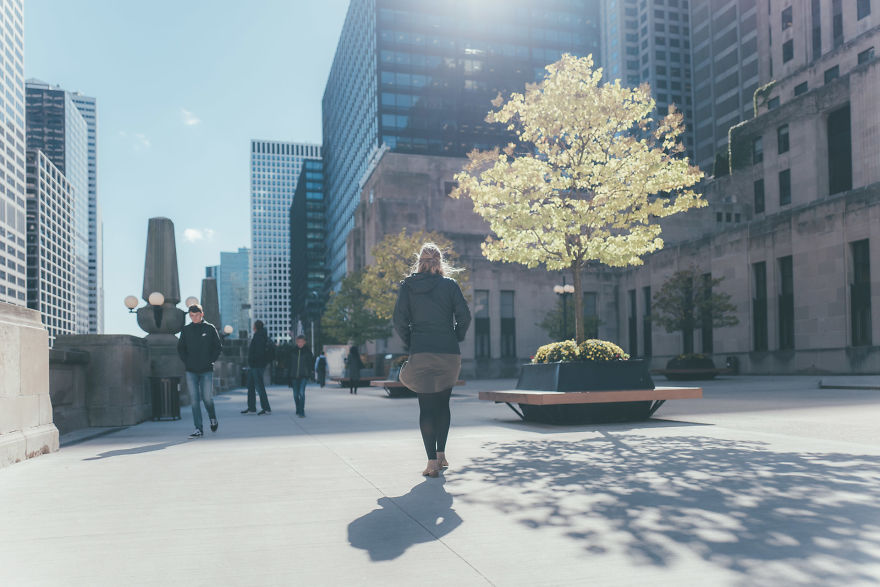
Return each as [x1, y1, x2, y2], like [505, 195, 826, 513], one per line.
[410, 242, 461, 277]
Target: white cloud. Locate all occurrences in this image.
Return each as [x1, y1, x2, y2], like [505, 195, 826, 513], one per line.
[118, 130, 151, 151]
[181, 108, 201, 126]
[183, 228, 215, 243]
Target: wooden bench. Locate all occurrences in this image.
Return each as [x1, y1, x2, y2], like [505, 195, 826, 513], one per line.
[330, 376, 385, 387]
[370, 379, 466, 398]
[479, 386, 702, 423]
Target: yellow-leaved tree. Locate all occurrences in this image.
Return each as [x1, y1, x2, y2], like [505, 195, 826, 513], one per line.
[360, 228, 469, 320]
[452, 53, 705, 342]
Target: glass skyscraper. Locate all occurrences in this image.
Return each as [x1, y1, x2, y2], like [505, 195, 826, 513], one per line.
[210, 247, 250, 339]
[290, 158, 325, 334]
[25, 80, 90, 334]
[0, 0, 26, 306]
[250, 140, 321, 343]
[322, 0, 601, 284]
[69, 93, 103, 333]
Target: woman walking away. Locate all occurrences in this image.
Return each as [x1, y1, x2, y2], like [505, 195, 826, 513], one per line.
[347, 346, 364, 394]
[392, 243, 471, 478]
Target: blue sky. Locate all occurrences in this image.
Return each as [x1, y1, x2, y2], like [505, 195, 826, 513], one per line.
[25, 0, 349, 335]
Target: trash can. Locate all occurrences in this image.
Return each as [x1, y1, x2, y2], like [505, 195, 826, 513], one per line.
[151, 376, 181, 420]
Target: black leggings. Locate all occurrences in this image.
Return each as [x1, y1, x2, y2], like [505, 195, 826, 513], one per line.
[417, 389, 452, 460]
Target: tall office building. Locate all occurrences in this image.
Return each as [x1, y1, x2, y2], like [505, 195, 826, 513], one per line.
[601, 0, 695, 159]
[25, 150, 75, 346]
[69, 93, 103, 333]
[25, 80, 89, 334]
[689, 0, 760, 172]
[0, 0, 26, 307]
[290, 158, 325, 333]
[323, 0, 601, 284]
[250, 140, 321, 343]
[208, 247, 251, 339]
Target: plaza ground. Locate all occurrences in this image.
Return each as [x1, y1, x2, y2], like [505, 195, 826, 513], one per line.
[1, 375, 879, 586]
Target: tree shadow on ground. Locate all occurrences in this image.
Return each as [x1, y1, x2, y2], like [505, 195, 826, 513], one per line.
[452, 434, 880, 586]
[348, 477, 462, 561]
[83, 440, 187, 461]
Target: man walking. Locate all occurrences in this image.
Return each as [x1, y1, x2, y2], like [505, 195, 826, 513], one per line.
[315, 351, 327, 388]
[289, 335, 314, 417]
[243, 320, 273, 415]
[177, 304, 222, 438]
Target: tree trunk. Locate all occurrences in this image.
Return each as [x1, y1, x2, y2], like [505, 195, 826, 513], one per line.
[571, 261, 584, 343]
[682, 322, 694, 354]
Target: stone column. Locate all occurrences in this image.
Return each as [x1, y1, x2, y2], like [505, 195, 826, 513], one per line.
[0, 302, 59, 467]
[201, 277, 221, 330]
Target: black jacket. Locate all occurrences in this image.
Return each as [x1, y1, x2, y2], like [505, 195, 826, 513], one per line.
[248, 328, 274, 368]
[392, 273, 471, 355]
[289, 345, 315, 381]
[177, 321, 222, 373]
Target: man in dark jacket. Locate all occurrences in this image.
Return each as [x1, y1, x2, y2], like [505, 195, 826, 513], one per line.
[177, 304, 223, 438]
[289, 335, 314, 417]
[243, 319, 273, 415]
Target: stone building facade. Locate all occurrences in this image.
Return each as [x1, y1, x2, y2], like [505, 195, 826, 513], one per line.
[347, 151, 619, 378]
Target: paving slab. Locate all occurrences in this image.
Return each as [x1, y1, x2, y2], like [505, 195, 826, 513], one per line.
[1, 376, 880, 586]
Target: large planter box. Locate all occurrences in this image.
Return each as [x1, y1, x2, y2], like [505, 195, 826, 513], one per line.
[515, 360, 655, 424]
[517, 360, 655, 392]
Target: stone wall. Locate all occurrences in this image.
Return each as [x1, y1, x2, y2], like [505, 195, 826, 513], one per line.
[48, 348, 90, 435]
[0, 302, 59, 468]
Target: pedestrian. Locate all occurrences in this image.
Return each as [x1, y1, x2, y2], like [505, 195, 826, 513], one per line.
[392, 243, 471, 477]
[177, 304, 223, 438]
[242, 320, 273, 415]
[289, 334, 314, 417]
[346, 346, 364, 394]
[315, 351, 327, 388]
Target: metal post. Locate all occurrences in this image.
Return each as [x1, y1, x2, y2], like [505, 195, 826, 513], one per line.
[311, 321, 315, 351]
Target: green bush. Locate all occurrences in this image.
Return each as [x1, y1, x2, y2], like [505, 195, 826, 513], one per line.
[532, 339, 630, 363]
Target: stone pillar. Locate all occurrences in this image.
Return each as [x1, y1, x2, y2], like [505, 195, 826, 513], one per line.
[0, 302, 59, 468]
[54, 335, 152, 426]
[201, 277, 221, 330]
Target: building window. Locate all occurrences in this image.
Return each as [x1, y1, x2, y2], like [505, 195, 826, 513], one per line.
[500, 290, 516, 358]
[583, 292, 599, 338]
[777, 124, 790, 153]
[824, 65, 840, 83]
[642, 286, 652, 356]
[858, 0, 871, 20]
[794, 81, 808, 96]
[858, 47, 875, 64]
[754, 179, 765, 213]
[828, 105, 853, 194]
[768, 97, 780, 110]
[753, 261, 768, 351]
[782, 6, 793, 30]
[850, 239, 872, 346]
[752, 136, 763, 164]
[628, 289, 638, 356]
[811, 0, 822, 57]
[779, 169, 791, 205]
[833, 0, 843, 48]
[778, 256, 795, 350]
[782, 40, 794, 63]
[474, 290, 490, 358]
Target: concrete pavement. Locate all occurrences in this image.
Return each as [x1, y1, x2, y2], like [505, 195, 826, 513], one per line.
[1, 376, 880, 586]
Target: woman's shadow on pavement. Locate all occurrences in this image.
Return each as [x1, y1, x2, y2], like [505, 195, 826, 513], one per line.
[348, 477, 462, 561]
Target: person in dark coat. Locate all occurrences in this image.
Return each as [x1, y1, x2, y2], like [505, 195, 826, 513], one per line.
[243, 319, 273, 415]
[346, 346, 364, 394]
[315, 352, 327, 388]
[289, 335, 314, 417]
[392, 243, 471, 477]
[177, 304, 223, 438]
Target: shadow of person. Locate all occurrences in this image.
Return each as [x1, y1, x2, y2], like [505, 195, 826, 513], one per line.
[348, 477, 463, 561]
[83, 440, 186, 461]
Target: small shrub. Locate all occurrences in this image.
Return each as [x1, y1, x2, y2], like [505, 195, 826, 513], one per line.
[667, 353, 716, 370]
[532, 339, 629, 363]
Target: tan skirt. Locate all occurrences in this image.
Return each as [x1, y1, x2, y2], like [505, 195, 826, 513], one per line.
[399, 353, 461, 394]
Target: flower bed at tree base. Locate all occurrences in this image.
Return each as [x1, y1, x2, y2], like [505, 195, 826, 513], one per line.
[519, 401, 654, 424]
[517, 360, 655, 392]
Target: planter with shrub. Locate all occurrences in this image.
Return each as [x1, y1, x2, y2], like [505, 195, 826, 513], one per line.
[515, 339, 656, 423]
[660, 353, 720, 381]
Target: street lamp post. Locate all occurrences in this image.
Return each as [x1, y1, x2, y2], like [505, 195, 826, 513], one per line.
[553, 277, 575, 341]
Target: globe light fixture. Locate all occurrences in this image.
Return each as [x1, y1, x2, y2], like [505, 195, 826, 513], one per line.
[124, 295, 139, 313]
[223, 325, 233, 335]
[148, 292, 165, 306]
[185, 296, 199, 308]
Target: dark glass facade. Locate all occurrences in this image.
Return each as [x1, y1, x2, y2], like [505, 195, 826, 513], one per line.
[323, 0, 601, 284]
[290, 158, 326, 333]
